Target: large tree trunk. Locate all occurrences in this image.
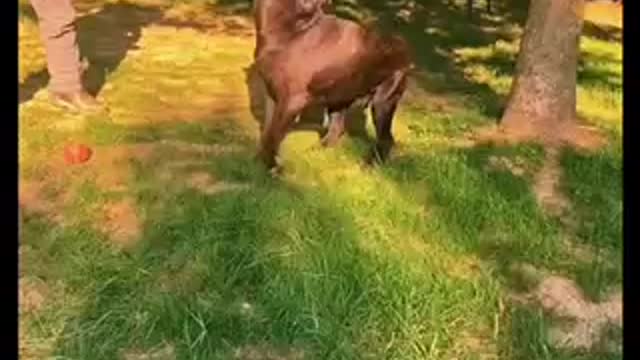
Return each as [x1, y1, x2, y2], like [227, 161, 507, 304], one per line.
[500, 0, 585, 141]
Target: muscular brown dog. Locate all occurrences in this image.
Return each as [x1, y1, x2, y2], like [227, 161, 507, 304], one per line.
[254, 0, 413, 170]
[253, 0, 333, 131]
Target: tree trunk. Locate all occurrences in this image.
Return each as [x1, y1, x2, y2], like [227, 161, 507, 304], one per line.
[500, 0, 585, 141]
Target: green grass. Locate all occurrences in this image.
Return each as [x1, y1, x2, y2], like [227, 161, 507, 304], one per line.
[19, 0, 622, 359]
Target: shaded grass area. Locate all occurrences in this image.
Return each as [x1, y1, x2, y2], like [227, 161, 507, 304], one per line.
[19, 0, 622, 359]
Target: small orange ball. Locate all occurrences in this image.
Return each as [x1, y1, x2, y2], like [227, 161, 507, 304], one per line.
[64, 144, 92, 165]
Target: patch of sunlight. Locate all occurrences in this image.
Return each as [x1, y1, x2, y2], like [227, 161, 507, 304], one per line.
[585, 1, 622, 28]
[164, 1, 253, 29]
[454, 39, 519, 62]
[335, 0, 375, 22]
[359, 225, 485, 281]
[354, 196, 482, 281]
[19, 18, 46, 83]
[452, 34, 622, 136]
[577, 87, 622, 134]
[453, 39, 518, 95]
[425, 27, 447, 36]
[104, 27, 255, 125]
[461, 65, 512, 96]
[281, 140, 485, 281]
[116, 0, 172, 8]
[578, 36, 622, 134]
[581, 37, 622, 64]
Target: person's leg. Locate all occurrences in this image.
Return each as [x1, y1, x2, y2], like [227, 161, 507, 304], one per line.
[29, 0, 100, 110]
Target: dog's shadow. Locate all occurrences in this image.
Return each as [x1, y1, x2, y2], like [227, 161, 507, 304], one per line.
[244, 63, 370, 141]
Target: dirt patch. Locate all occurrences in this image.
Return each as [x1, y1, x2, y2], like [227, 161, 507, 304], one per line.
[19, 179, 67, 225]
[508, 268, 622, 352]
[446, 327, 498, 360]
[160, 139, 243, 156]
[99, 198, 142, 248]
[470, 119, 606, 152]
[122, 342, 176, 360]
[561, 235, 597, 263]
[19, 278, 76, 360]
[19, 276, 49, 313]
[21, 143, 157, 230]
[85, 144, 155, 192]
[532, 148, 571, 217]
[19, 325, 56, 360]
[538, 277, 622, 351]
[88, 141, 240, 188]
[233, 344, 305, 360]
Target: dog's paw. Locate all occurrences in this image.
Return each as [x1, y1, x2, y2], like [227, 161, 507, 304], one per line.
[364, 147, 391, 167]
[268, 164, 284, 178]
[256, 151, 283, 177]
[364, 150, 381, 166]
[320, 133, 342, 147]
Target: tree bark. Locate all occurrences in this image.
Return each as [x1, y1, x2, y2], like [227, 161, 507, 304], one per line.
[499, 0, 585, 141]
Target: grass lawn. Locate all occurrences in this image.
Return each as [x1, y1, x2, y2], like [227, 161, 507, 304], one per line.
[19, 0, 622, 359]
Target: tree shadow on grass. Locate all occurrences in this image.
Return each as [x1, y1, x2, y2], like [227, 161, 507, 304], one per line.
[560, 143, 622, 301]
[19, 2, 164, 104]
[19, 2, 48, 104]
[76, 3, 164, 96]
[383, 142, 560, 268]
[331, 0, 527, 119]
[19, 70, 50, 104]
[376, 139, 621, 357]
[22, 115, 492, 359]
[582, 20, 622, 43]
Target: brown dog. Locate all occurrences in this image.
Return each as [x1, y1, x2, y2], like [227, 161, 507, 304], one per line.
[253, 0, 333, 131]
[254, 0, 413, 170]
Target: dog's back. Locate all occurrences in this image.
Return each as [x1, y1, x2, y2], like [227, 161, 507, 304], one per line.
[258, 15, 412, 107]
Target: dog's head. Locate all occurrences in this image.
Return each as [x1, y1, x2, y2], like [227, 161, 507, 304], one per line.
[255, 0, 330, 30]
[254, 0, 331, 58]
[296, 0, 332, 15]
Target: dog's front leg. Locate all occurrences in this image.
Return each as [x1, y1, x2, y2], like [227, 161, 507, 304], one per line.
[258, 102, 298, 171]
[269, 95, 301, 124]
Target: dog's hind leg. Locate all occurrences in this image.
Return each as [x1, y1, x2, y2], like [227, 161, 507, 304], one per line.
[321, 109, 346, 147]
[369, 70, 407, 163]
[322, 108, 331, 128]
[264, 93, 275, 130]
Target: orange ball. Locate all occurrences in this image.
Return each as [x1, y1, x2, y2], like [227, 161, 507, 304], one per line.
[64, 144, 92, 165]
